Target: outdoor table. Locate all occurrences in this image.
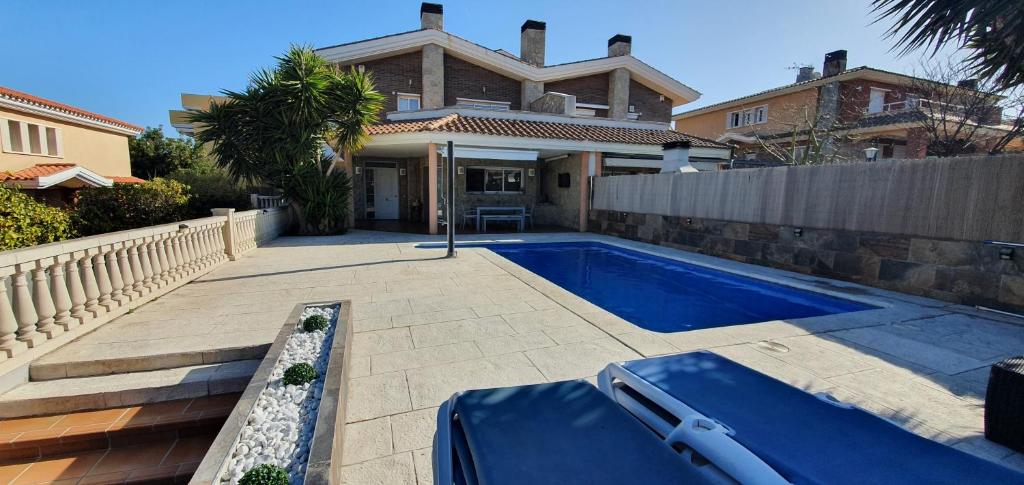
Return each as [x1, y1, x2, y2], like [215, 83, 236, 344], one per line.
[476, 206, 525, 232]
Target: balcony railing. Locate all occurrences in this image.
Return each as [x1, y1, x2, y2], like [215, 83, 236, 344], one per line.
[864, 98, 969, 116]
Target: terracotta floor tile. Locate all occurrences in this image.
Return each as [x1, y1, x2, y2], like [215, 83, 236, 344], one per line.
[90, 441, 172, 475]
[126, 464, 179, 482]
[0, 432, 21, 444]
[0, 416, 64, 434]
[79, 470, 131, 484]
[183, 393, 240, 414]
[0, 462, 31, 483]
[13, 427, 65, 444]
[120, 400, 191, 424]
[61, 423, 112, 440]
[12, 451, 106, 484]
[162, 436, 214, 466]
[58, 408, 128, 428]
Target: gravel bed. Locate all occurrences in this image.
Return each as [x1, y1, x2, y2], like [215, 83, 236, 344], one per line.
[221, 305, 337, 484]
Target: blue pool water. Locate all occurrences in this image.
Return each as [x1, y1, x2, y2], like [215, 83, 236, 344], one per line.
[480, 242, 874, 333]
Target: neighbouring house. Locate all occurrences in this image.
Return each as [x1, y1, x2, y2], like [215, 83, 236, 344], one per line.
[0, 86, 144, 205]
[674, 50, 1020, 162]
[171, 2, 731, 234]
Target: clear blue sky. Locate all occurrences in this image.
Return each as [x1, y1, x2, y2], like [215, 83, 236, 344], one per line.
[2, 0, 960, 137]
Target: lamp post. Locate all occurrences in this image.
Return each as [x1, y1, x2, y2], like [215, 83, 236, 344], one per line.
[864, 146, 879, 162]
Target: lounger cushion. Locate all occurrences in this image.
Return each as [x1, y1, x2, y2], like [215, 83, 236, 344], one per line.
[623, 351, 1024, 485]
[452, 380, 710, 485]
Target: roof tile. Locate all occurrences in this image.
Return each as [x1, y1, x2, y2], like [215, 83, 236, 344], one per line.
[0, 87, 143, 133]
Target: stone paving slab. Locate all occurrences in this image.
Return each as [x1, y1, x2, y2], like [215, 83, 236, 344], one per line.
[19, 230, 1024, 483]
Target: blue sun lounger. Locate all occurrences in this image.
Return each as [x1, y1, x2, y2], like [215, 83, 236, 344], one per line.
[433, 379, 786, 485]
[598, 351, 1024, 485]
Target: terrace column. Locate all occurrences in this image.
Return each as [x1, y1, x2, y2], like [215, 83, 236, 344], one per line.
[579, 152, 602, 232]
[427, 143, 439, 235]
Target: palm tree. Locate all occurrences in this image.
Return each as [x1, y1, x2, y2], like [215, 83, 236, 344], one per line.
[872, 0, 1024, 90]
[189, 45, 384, 234]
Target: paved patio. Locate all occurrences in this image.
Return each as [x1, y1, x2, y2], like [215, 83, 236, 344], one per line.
[38, 230, 1024, 483]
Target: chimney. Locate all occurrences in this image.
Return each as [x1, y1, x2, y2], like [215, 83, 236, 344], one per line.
[796, 66, 815, 83]
[660, 141, 697, 173]
[420, 2, 443, 30]
[957, 79, 978, 90]
[822, 50, 847, 77]
[520, 20, 546, 66]
[608, 34, 632, 57]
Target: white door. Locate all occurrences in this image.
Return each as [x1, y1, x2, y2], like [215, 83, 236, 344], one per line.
[371, 167, 399, 219]
[868, 88, 886, 113]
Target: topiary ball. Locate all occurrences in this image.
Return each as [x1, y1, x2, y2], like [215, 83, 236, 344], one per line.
[302, 314, 328, 332]
[239, 464, 288, 485]
[282, 362, 318, 386]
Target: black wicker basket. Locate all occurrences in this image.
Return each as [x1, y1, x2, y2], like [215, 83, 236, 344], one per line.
[985, 356, 1024, 453]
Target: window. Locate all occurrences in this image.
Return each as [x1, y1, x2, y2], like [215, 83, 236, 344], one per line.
[726, 106, 768, 128]
[466, 167, 523, 193]
[1, 119, 62, 157]
[455, 98, 511, 111]
[397, 93, 420, 112]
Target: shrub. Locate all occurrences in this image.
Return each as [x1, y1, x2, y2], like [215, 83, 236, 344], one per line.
[302, 314, 329, 332]
[282, 363, 318, 386]
[167, 166, 250, 218]
[239, 464, 288, 485]
[0, 186, 74, 250]
[73, 178, 189, 236]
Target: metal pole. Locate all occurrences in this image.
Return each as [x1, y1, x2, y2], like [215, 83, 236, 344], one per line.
[446, 140, 456, 258]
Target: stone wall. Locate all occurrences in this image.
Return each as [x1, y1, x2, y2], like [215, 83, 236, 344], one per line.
[535, 153, 583, 230]
[589, 210, 1023, 312]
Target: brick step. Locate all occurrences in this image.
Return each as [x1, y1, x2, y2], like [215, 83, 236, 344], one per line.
[0, 433, 216, 484]
[30, 344, 270, 381]
[0, 393, 239, 462]
[0, 360, 259, 418]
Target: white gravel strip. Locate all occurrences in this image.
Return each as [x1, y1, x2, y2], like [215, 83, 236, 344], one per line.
[221, 305, 337, 484]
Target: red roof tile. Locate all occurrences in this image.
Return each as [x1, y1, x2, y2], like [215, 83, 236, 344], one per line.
[366, 114, 729, 148]
[109, 176, 146, 184]
[0, 164, 145, 185]
[0, 86, 143, 133]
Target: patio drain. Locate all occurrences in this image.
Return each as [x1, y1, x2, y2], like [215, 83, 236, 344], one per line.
[756, 340, 790, 353]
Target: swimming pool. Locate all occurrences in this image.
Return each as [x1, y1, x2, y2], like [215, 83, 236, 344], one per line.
[480, 242, 874, 333]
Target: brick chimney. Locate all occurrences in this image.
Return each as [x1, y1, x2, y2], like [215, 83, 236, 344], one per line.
[520, 20, 546, 66]
[796, 66, 816, 82]
[608, 34, 632, 57]
[420, 2, 443, 30]
[822, 50, 847, 77]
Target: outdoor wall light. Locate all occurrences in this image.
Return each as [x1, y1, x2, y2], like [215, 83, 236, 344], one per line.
[354, 167, 362, 175]
[457, 166, 465, 175]
[864, 147, 879, 162]
[1000, 247, 1014, 261]
[793, 228, 804, 237]
[400, 168, 407, 176]
[686, 218, 693, 225]
[528, 168, 535, 177]
[178, 224, 189, 231]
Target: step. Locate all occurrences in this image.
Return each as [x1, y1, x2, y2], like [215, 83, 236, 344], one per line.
[0, 434, 215, 484]
[30, 344, 270, 381]
[0, 393, 240, 462]
[0, 360, 259, 418]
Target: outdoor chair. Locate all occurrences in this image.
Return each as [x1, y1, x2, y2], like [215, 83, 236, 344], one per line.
[433, 380, 768, 485]
[598, 351, 1024, 485]
[524, 205, 534, 229]
[461, 209, 477, 230]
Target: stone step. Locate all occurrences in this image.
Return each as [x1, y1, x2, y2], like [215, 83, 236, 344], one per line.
[0, 360, 259, 418]
[0, 434, 215, 484]
[29, 343, 270, 381]
[0, 393, 240, 462]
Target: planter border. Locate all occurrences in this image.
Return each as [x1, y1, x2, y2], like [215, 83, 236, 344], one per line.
[190, 300, 353, 484]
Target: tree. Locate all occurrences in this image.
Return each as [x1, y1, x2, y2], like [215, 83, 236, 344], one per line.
[744, 85, 863, 165]
[129, 127, 210, 179]
[872, 0, 1024, 90]
[189, 45, 383, 235]
[905, 60, 1024, 156]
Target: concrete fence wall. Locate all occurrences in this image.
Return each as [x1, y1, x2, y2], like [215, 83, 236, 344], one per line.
[592, 154, 1024, 243]
[589, 155, 1024, 312]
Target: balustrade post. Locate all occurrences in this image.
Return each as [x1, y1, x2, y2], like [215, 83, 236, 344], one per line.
[127, 240, 147, 296]
[108, 246, 127, 304]
[156, 236, 171, 284]
[67, 254, 88, 324]
[196, 227, 211, 268]
[169, 235, 183, 280]
[139, 238, 155, 291]
[96, 249, 117, 309]
[184, 230, 198, 272]
[0, 269, 28, 357]
[49, 256, 76, 331]
[146, 238, 162, 288]
[81, 250, 102, 316]
[31, 262, 61, 339]
[212, 209, 238, 261]
[12, 265, 42, 347]
[117, 244, 136, 300]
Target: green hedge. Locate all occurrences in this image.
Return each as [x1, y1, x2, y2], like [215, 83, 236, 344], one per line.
[167, 166, 250, 219]
[72, 178, 190, 236]
[0, 186, 74, 251]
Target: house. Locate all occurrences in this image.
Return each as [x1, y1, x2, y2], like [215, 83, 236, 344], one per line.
[673, 50, 1017, 162]
[0, 86, 144, 205]
[171, 3, 731, 234]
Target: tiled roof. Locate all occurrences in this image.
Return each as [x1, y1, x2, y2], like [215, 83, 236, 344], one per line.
[0, 164, 144, 184]
[0, 86, 143, 133]
[367, 114, 730, 148]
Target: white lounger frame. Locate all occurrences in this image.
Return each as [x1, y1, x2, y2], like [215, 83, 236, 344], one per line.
[599, 362, 791, 485]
